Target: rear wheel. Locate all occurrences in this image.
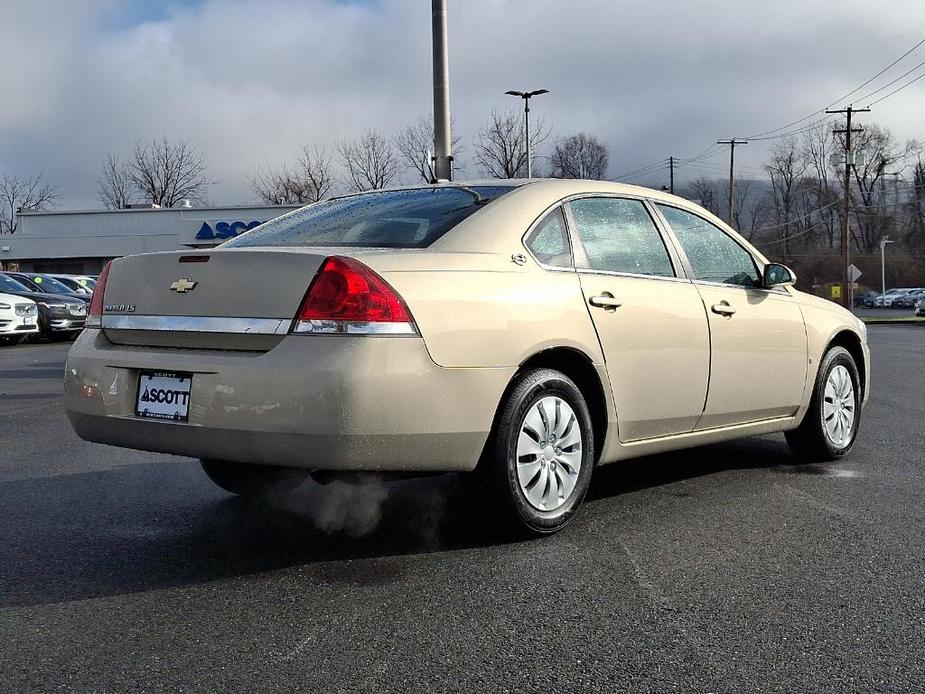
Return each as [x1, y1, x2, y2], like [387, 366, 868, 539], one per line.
[785, 346, 861, 461]
[477, 368, 595, 536]
[200, 459, 310, 497]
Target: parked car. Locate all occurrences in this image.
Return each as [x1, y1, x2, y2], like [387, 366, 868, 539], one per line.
[48, 274, 96, 296]
[854, 289, 879, 307]
[0, 292, 39, 345]
[2, 272, 90, 302]
[894, 288, 925, 309]
[872, 288, 910, 308]
[64, 180, 870, 535]
[0, 273, 87, 340]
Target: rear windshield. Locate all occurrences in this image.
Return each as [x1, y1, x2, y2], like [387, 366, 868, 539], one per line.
[224, 186, 514, 249]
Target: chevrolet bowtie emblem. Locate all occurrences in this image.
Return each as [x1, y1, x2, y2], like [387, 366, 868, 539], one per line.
[170, 278, 198, 293]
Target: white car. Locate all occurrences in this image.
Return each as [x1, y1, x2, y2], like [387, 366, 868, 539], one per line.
[0, 292, 39, 344]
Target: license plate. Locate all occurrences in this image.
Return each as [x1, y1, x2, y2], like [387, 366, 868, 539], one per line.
[136, 372, 192, 421]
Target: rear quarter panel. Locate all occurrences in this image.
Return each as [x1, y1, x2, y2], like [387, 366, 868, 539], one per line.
[363, 254, 605, 369]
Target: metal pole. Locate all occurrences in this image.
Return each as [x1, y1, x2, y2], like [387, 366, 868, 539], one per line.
[880, 236, 893, 294]
[431, 0, 452, 181]
[881, 241, 886, 294]
[669, 156, 674, 194]
[524, 97, 532, 178]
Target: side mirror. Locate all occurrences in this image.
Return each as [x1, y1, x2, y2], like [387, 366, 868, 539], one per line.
[763, 263, 795, 288]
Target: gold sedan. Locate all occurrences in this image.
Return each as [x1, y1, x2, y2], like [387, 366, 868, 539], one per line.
[64, 180, 869, 534]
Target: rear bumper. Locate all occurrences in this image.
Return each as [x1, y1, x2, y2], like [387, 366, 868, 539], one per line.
[64, 330, 513, 472]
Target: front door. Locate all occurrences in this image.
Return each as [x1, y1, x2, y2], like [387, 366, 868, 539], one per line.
[654, 204, 808, 429]
[567, 197, 711, 442]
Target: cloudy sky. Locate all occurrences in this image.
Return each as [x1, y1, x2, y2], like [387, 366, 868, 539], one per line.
[1, 0, 924, 208]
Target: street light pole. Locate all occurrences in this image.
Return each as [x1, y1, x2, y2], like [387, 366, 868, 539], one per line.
[880, 236, 894, 294]
[431, 0, 453, 181]
[505, 89, 549, 178]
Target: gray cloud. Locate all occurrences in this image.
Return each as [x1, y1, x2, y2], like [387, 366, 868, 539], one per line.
[1, 0, 923, 207]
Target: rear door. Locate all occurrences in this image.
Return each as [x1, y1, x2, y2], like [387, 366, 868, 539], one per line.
[566, 196, 710, 442]
[654, 204, 807, 429]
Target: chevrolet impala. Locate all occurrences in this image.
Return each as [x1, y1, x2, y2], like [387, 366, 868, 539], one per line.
[64, 180, 869, 534]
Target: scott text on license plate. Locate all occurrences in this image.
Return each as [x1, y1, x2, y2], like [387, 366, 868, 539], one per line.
[136, 372, 192, 421]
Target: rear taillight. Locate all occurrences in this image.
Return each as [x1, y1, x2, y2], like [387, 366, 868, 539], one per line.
[292, 256, 417, 335]
[86, 261, 112, 328]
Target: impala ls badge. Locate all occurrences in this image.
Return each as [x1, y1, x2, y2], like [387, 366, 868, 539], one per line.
[170, 278, 198, 293]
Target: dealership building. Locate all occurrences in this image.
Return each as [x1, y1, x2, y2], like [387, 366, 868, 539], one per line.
[1, 203, 300, 274]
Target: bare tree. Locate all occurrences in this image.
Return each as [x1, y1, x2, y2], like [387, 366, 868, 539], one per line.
[473, 109, 550, 179]
[549, 133, 609, 179]
[907, 159, 925, 253]
[97, 153, 135, 209]
[250, 145, 336, 204]
[685, 176, 720, 216]
[394, 116, 465, 182]
[339, 130, 399, 191]
[765, 138, 808, 257]
[836, 123, 922, 253]
[128, 136, 215, 207]
[800, 122, 840, 249]
[0, 172, 59, 234]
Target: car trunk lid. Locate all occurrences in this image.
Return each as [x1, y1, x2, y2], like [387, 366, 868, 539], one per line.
[101, 249, 327, 350]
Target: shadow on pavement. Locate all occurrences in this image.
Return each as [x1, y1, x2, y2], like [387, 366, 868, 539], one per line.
[0, 436, 804, 608]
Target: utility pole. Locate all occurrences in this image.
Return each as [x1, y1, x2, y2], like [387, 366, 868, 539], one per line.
[669, 156, 675, 194]
[431, 0, 453, 182]
[717, 139, 748, 227]
[827, 104, 870, 308]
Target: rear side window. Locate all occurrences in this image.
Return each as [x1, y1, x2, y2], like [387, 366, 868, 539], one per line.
[525, 208, 572, 268]
[568, 198, 674, 277]
[225, 186, 514, 249]
[656, 205, 760, 287]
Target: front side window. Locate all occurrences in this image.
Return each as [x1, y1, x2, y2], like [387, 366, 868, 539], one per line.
[525, 208, 572, 268]
[568, 198, 674, 277]
[225, 186, 514, 249]
[656, 205, 760, 287]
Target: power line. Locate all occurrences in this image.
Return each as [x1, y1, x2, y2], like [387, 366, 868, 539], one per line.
[869, 68, 925, 106]
[743, 35, 925, 140]
[856, 58, 925, 104]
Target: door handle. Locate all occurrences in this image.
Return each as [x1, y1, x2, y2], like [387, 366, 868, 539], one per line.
[711, 301, 736, 317]
[589, 293, 622, 311]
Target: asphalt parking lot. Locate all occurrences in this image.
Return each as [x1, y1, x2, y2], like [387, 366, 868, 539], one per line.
[1, 327, 923, 693]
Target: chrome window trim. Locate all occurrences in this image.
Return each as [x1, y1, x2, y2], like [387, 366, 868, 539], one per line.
[690, 278, 792, 296]
[574, 268, 692, 284]
[101, 315, 291, 335]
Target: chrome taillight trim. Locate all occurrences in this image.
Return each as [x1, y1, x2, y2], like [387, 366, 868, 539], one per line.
[291, 319, 418, 335]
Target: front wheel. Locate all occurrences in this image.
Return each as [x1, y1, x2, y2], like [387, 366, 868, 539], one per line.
[477, 368, 595, 536]
[785, 346, 861, 461]
[200, 459, 310, 497]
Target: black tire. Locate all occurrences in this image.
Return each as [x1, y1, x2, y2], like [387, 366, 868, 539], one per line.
[785, 346, 861, 462]
[477, 368, 595, 536]
[200, 459, 310, 497]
